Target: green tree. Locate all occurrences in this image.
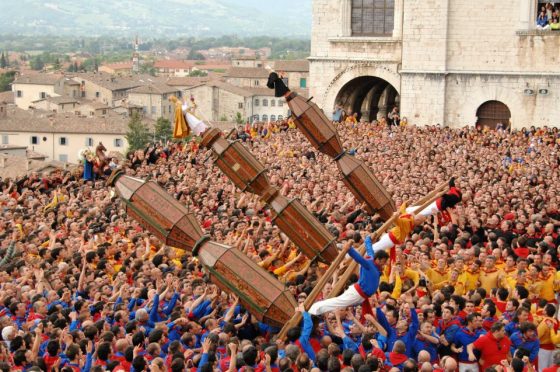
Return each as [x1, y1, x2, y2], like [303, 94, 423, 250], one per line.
[66, 63, 75, 72]
[53, 58, 61, 70]
[154, 117, 172, 142]
[187, 49, 205, 60]
[235, 112, 244, 125]
[219, 114, 228, 121]
[188, 70, 208, 77]
[0, 53, 6, 68]
[30, 56, 44, 70]
[125, 113, 150, 152]
[74, 61, 79, 72]
[0, 71, 16, 92]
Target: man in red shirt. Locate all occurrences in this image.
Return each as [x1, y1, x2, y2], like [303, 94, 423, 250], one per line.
[467, 322, 512, 371]
[542, 351, 560, 372]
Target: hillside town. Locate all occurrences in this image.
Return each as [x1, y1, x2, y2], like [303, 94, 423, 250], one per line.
[0, 45, 309, 174]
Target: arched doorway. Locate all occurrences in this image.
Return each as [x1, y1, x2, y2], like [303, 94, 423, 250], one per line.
[335, 76, 399, 122]
[476, 100, 511, 130]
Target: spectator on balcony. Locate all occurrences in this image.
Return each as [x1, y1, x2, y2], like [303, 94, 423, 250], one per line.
[550, 15, 559, 30]
[536, 11, 550, 30]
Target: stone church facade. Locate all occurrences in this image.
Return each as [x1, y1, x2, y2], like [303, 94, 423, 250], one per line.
[309, 0, 560, 129]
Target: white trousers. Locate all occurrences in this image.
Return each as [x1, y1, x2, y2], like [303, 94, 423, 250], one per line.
[185, 112, 207, 136]
[406, 201, 439, 217]
[538, 349, 555, 372]
[370, 233, 395, 253]
[458, 362, 479, 372]
[308, 285, 363, 316]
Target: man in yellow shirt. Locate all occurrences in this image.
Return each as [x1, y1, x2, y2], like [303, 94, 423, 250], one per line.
[539, 263, 558, 302]
[526, 264, 544, 301]
[537, 304, 559, 370]
[465, 259, 482, 293]
[479, 256, 503, 293]
[501, 255, 518, 283]
[427, 258, 450, 289]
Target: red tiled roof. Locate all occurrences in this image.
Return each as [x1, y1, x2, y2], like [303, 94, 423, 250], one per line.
[154, 60, 195, 69]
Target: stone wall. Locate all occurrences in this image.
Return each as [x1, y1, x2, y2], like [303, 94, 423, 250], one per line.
[309, 0, 560, 128]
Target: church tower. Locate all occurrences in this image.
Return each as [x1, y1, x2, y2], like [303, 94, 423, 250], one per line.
[132, 36, 140, 73]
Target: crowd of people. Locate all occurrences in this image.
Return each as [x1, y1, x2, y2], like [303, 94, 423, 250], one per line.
[536, 2, 560, 30]
[1, 119, 560, 372]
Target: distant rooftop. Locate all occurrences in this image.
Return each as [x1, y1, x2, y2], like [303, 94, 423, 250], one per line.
[273, 60, 310, 72]
[225, 67, 270, 79]
[0, 106, 154, 135]
[14, 74, 63, 86]
[128, 83, 179, 95]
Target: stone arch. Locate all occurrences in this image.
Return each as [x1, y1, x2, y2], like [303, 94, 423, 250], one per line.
[321, 63, 401, 120]
[476, 100, 511, 130]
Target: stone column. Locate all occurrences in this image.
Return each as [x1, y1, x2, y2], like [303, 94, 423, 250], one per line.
[340, 0, 352, 37]
[518, 0, 533, 30]
[393, 0, 403, 39]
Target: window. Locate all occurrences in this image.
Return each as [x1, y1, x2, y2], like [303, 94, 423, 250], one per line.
[95, 92, 100, 98]
[253, 115, 259, 122]
[151, 106, 157, 114]
[40, 92, 47, 99]
[271, 100, 276, 107]
[114, 138, 123, 147]
[58, 154, 68, 162]
[254, 80, 260, 86]
[278, 100, 283, 107]
[238, 102, 243, 109]
[254, 99, 260, 106]
[1, 135, 8, 145]
[81, 91, 85, 98]
[351, 0, 394, 36]
[102, 109, 107, 115]
[278, 115, 283, 120]
[90, 111, 94, 116]
[31, 136, 38, 145]
[263, 99, 268, 107]
[271, 115, 276, 121]
[300, 78, 307, 88]
[59, 137, 68, 146]
[262, 114, 268, 122]
[16, 90, 22, 98]
[86, 137, 94, 146]
[143, 106, 147, 114]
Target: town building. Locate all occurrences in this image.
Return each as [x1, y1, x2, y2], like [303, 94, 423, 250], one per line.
[99, 61, 134, 75]
[153, 60, 195, 77]
[309, 0, 560, 129]
[12, 74, 63, 110]
[71, 72, 145, 107]
[185, 80, 290, 123]
[0, 103, 153, 163]
[127, 83, 181, 120]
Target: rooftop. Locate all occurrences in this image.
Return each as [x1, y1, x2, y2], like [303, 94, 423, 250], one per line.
[0, 107, 154, 135]
[273, 60, 310, 72]
[166, 76, 212, 87]
[14, 74, 63, 86]
[225, 67, 269, 79]
[128, 83, 179, 95]
[71, 72, 144, 91]
[0, 91, 14, 104]
[154, 60, 195, 70]
[101, 61, 134, 70]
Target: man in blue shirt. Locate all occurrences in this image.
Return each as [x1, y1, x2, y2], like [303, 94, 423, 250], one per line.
[308, 238, 388, 316]
[451, 312, 486, 372]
